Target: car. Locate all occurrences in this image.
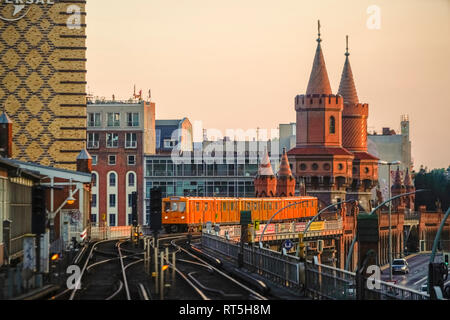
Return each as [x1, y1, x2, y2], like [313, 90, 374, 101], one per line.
[392, 258, 409, 274]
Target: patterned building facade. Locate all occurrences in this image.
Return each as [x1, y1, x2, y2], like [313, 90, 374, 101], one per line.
[0, 1, 87, 171]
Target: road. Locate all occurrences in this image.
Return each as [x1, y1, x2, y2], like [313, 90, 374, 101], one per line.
[380, 253, 450, 292]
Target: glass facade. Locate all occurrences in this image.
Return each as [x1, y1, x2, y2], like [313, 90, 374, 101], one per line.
[144, 156, 260, 224]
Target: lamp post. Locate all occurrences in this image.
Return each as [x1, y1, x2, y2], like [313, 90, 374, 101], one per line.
[344, 189, 426, 271]
[296, 199, 358, 259]
[258, 200, 310, 249]
[379, 160, 401, 281]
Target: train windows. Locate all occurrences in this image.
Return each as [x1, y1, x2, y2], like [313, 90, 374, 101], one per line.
[223, 202, 227, 211]
[264, 202, 267, 210]
[179, 202, 186, 213]
[171, 202, 178, 211]
[196, 202, 200, 211]
[230, 202, 234, 211]
[268, 202, 272, 210]
[204, 203, 208, 211]
[164, 202, 170, 212]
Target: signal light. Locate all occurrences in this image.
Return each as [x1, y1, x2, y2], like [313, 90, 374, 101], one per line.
[162, 265, 169, 271]
[51, 254, 59, 261]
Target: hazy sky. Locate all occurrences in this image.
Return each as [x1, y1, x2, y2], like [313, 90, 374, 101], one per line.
[86, 0, 450, 170]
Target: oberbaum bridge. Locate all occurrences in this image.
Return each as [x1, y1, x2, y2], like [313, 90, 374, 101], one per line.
[191, 27, 450, 300]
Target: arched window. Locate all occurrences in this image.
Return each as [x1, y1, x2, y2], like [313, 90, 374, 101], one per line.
[92, 173, 97, 187]
[109, 172, 116, 187]
[329, 116, 336, 134]
[128, 172, 135, 187]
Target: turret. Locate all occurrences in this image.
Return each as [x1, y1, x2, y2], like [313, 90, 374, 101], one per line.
[276, 148, 296, 197]
[254, 150, 277, 197]
[76, 148, 92, 174]
[0, 110, 13, 158]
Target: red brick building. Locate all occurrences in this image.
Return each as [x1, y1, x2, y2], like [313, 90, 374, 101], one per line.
[287, 28, 378, 211]
[87, 100, 156, 227]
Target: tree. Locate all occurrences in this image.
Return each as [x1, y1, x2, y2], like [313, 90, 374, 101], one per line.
[414, 166, 450, 211]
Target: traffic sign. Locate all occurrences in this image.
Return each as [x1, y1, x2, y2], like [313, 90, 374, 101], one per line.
[283, 239, 294, 250]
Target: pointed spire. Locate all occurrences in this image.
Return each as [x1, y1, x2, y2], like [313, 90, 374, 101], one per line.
[338, 35, 359, 105]
[277, 148, 293, 177]
[257, 149, 275, 176]
[0, 106, 12, 124]
[404, 168, 413, 188]
[306, 20, 332, 95]
[392, 167, 404, 189]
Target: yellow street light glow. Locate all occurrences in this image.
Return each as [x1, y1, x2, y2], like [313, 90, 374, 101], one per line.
[162, 265, 169, 271]
[67, 194, 76, 205]
[51, 254, 59, 261]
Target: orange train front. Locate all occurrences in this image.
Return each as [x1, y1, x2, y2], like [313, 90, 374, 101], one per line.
[162, 196, 318, 233]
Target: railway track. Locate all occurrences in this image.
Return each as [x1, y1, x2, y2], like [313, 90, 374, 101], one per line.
[150, 235, 268, 300]
[49, 238, 151, 300]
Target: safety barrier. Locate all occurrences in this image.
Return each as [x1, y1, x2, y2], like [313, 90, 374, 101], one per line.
[202, 233, 430, 300]
[202, 233, 302, 291]
[90, 226, 132, 241]
[305, 260, 429, 300]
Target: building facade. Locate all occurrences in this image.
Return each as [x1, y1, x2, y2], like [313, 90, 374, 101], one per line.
[0, 1, 88, 170]
[87, 100, 156, 227]
[156, 118, 193, 154]
[368, 115, 413, 201]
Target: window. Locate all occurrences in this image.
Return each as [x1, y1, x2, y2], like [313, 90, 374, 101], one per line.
[91, 194, 97, 208]
[128, 155, 136, 166]
[108, 155, 116, 165]
[106, 133, 119, 148]
[109, 214, 116, 226]
[88, 113, 101, 127]
[128, 214, 132, 225]
[91, 155, 97, 166]
[109, 172, 116, 186]
[87, 133, 99, 149]
[164, 139, 176, 149]
[128, 194, 133, 208]
[91, 214, 97, 223]
[107, 113, 120, 127]
[126, 133, 137, 148]
[92, 173, 97, 187]
[127, 112, 139, 127]
[128, 172, 135, 186]
[109, 194, 116, 207]
[329, 116, 336, 134]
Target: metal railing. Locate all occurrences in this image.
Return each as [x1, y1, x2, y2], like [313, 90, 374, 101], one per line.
[202, 233, 301, 291]
[306, 260, 356, 300]
[202, 233, 431, 300]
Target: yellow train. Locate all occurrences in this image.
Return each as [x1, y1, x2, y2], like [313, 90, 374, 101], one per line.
[162, 196, 318, 233]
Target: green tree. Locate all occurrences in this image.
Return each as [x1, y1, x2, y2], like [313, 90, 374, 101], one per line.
[414, 166, 450, 211]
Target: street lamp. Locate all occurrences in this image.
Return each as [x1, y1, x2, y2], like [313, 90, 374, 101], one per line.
[379, 160, 401, 281]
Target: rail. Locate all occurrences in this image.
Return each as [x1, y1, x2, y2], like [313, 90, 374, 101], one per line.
[201, 233, 431, 300]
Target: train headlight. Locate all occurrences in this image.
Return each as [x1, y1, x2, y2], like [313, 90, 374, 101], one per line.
[181, 216, 185, 220]
[164, 216, 168, 219]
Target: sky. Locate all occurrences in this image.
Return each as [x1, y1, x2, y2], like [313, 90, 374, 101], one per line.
[86, 0, 450, 170]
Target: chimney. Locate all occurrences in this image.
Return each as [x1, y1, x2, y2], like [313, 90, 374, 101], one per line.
[76, 148, 92, 173]
[0, 110, 13, 158]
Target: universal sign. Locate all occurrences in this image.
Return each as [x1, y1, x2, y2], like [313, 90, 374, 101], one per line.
[0, 0, 55, 21]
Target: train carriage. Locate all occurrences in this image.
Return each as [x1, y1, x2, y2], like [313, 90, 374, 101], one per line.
[162, 196, 318, 233]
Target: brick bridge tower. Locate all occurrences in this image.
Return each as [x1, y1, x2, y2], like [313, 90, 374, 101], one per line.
[276, 148, 296, 197]
[391, 167, 406, 211]
[288, 22, 354, 205]
[403, 168, 415, 211]
[254, 150, 277, 197]
[338, 36, 379, 211]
